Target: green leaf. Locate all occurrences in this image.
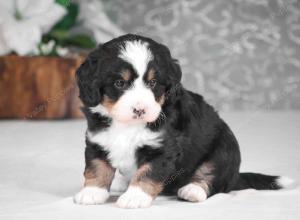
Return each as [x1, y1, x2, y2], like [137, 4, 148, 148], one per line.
[55, 0, 71, 7]
[40, 1, 96, 53]
[42, 32, 96, 49]
[64, 35, 96, 49]
[52, 2, 79, 31]
[47, 29, 69, 42]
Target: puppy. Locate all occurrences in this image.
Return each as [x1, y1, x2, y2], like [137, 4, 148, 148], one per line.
[74, 34, 289, 208]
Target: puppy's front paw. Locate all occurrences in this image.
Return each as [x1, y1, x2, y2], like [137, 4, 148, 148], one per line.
[178, 183, 207, 202]
[116, 186, 153, 209]
[74, 186, 109, 205]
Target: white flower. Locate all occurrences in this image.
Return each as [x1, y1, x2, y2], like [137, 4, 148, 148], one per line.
[0, 0, 66, 56]
[40, 40, 56, 55]
[56, 46, 69, 57]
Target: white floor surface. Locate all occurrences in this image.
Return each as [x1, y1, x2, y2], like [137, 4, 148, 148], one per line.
[0, 112, 300, 220]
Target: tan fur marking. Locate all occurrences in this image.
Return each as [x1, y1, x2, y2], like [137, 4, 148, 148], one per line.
[158, 94, 165, 106]
[147, 68, 155, 81]
[102, 95, 116, 112]
[190, 162, 215, 194]
[84, 159, 115, 189]
[130, 164, 163, 197]
[192, 181, 210, 194]
[121, 69, 131, 81]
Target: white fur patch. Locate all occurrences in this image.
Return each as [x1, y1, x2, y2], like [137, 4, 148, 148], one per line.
[87, 121, 163, 179]
[90, 104, 109, 116]
[110, 169, 129, 192]
[116, 186, 153, 208]
[74, 186, 109, 205]
[119, 40, 153, 76]
[276, 176, 294, 188]
[177, 183, 207, 202]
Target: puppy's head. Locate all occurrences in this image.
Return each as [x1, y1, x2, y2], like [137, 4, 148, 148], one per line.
[76, 34, 182, 124]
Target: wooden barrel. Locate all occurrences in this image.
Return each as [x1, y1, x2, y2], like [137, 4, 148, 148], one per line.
[0, 55, 85, 119]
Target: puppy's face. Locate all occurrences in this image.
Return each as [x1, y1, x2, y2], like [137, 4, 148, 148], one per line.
[77, 35, 181, 124]
[100, 41, 166, 124]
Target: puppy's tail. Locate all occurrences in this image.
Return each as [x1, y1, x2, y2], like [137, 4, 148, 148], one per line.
[233, 173, 294, 190]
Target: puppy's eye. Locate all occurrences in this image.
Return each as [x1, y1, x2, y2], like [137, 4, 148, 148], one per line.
[114, 79, 126, 89]
[147, 79, 157, 88]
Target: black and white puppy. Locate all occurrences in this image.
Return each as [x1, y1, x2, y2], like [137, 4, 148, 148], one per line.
[74, 34, 290, 208]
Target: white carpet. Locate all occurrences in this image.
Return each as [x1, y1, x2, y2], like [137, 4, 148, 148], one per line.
[0, 112, 300, 220]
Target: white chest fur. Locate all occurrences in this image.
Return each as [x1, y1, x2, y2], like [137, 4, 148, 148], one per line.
[87, 121, 163, 179]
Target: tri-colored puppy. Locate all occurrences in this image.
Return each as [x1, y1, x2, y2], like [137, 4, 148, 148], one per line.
[74, 34, 290, 208]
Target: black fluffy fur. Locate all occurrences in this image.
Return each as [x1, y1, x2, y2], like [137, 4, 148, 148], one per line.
[76, 34, 282, 197]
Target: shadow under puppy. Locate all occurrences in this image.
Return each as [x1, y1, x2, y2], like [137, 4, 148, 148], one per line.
[74, 34, 290, 208]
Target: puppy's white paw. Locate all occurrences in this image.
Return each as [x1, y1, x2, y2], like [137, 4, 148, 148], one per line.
[116, 186, 153, 209]
[74, 186, 109, 205]
[178, 183, 207, 202]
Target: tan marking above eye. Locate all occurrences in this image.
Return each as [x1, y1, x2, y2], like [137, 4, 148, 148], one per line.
[146, 68, 156, 81]
[121, 69, 131, 81]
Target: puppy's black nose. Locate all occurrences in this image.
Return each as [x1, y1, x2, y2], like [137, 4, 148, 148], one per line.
[133, 108, 146, 117]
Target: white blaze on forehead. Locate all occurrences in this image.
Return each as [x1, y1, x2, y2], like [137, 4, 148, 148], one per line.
[118, 40, 153, 76]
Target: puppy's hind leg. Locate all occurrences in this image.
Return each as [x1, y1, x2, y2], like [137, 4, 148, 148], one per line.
[177, 162, 214, 202]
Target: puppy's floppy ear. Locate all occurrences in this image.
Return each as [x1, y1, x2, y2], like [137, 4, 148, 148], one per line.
[76, 49, 103, 107]
[166, 59, 183, 103]
[156, 43, 182, 85]
[169, 59, 182, 86]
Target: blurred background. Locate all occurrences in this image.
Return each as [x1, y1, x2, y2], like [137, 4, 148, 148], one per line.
[0, 0, 300, 118]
